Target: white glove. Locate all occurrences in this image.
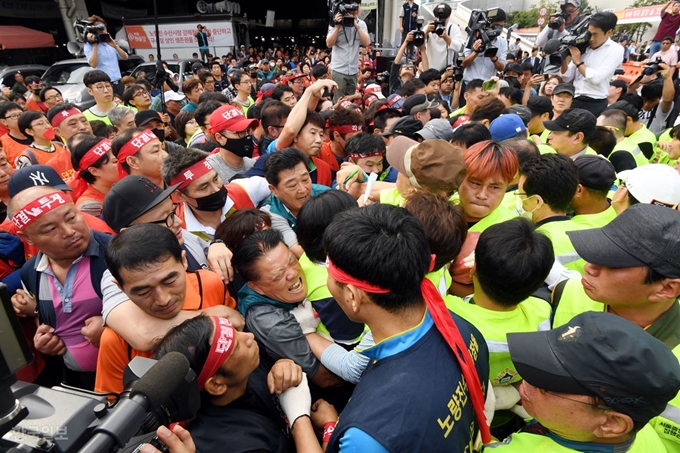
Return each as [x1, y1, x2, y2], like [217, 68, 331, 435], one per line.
[483, 380, 495, 427]
[493, 385, 521, 411]
[291, 299, 320, 335]
[277, 372, 311, 427]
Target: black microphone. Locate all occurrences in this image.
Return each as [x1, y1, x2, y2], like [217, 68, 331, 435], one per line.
[79, 352, 190, 453]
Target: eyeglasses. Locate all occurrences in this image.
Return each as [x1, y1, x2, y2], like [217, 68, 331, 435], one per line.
[513, 191, 528, 197]
[186, 119, 198, 125]
[147, 202, 180, 228]
[30, 121, 50, 128]
[541, 389, 610, 411]
[133, 90, 150, 98]
[3, 113, 21, 120]
[291, 79, 305, 85]
[92, 83, 113, 91]
[45, 94, 63, 102]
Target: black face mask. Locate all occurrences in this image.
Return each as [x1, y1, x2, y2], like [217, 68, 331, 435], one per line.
[224, 135, 254, 158]
[152, 128, 165, 143]
[192, 185, 228, 211]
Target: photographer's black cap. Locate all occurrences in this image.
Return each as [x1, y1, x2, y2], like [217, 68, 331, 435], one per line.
[509, 311, 680, 423]
[380, 116, 423, 140]
[543, 108, 596, 133]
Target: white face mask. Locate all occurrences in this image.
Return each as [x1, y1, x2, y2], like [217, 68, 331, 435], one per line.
[516, 195, 538, 221]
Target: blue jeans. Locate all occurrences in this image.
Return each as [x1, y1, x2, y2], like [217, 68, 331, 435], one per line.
[649, 40, 662, 58]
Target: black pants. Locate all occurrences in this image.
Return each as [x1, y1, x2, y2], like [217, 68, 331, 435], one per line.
[572, 96, 608, 117]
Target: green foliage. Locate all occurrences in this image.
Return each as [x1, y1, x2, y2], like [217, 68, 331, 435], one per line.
[614, 0, 666, 43]
[507, 0, 591, 29]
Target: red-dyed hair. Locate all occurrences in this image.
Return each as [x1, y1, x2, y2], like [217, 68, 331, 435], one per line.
[464, 140, 519, 184]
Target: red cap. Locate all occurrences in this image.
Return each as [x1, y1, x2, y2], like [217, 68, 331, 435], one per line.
[208, 105, 259, 135]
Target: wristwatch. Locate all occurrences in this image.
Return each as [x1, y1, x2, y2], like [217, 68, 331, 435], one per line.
[491, 56, 498, 63]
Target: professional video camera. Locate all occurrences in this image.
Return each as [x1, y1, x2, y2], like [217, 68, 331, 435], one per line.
[0, 284, 200, 453]
[548, 1, 572, 30]
[73, 20, 110, 44]
[412, 17, 426, 48]
[644, 56, 664, 76]
[465, 8, 503, 55]
[433, 4, 448, 36]
[549, 15, 591, 66]
[328, 0, 359, 27]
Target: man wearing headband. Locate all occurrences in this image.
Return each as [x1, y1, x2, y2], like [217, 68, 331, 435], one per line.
[206, 105, 259, 183]
[111, 127, 168, 188]
[318, 108, 364, 172]
[322, 204, 490, 452]
[8, 185, 112, 390]
[95, 224, 241, 394]
[162, 148, 270, 242]
[47, 103, 93, 145]
[344, 132, 387, 179]
[16, 111, 74, 181]
[247, 79, 338, 187]
[156, 314, 339, 452]
[484, 312, 679, 451]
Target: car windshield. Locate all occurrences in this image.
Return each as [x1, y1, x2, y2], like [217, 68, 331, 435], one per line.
[133, 63, 180, 79]
[42, 63, 90, 85]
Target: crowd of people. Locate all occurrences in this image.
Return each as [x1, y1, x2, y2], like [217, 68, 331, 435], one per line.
[2, 3, 680, 453]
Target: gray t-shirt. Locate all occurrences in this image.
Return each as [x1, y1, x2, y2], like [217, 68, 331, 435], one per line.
[259, 207, 298, 247]
[246, 303, 320, 377]
[206, 154, 255, 183]
[640, 101, 674, 134]
[327, 19, 368, 76]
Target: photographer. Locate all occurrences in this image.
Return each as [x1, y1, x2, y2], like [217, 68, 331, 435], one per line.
[424, 3, 464, 72]
[194, 25, 211, 63]
[559, 12, 623, 117]
[535, 0, 587, 49]
[326, 3, 371, 102]
[389, 31, 426, 95]
[83, 15, 128, 95]
[461, 8, 508, 84]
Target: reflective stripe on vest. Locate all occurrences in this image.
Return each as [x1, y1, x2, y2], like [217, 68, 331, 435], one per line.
[486, 340, 510, 353]
[661, 404, 680, 424]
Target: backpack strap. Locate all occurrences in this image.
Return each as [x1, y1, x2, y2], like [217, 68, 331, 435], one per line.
[549, 279, 569, 327]
[89, 231, 113, 300]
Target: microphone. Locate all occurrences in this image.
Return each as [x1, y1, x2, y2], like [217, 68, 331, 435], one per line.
[79, 352, 190, 453]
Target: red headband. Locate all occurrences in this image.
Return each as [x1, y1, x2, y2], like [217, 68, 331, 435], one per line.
[71, 139, 113, 200]
[50, 107, 81, 127]
[117, 130, 157, 179]
[364, 86, 382, 95]
[347, 149, 384, 159]
[169, 158, 214, 190]
[388, 95, 403, 108]
[197, 316, 236, 391]
[12, 191, 70, 230]
[364, 95, 378, 107]
[330, 124, 362, 134]
[326, 256, 492, 444]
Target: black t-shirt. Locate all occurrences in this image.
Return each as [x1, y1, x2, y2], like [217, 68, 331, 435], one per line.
[187, 364, 293, 453]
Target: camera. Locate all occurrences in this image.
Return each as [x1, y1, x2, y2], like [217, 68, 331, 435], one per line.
[73, 19, 108, 44]
[549, 15, 591, 66]
[465, 8, 503, 53]
[74, 20, 109, 44]
[328, 0, 359, 27]
[453, 65, 464, 82]
[412, 17, 426, 47]
[644, 57, 664, 75]
[433, 4, 449, 36]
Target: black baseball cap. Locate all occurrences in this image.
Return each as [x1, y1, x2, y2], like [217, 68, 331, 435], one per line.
[135, 110, 163, 128]
[566, 203, 680, 278]
[527, 96, 553, 117]
[402, 94, 438, 115]
[508, 311, 680, 423]
[379, 116, 423, 140]
[543, 108, 596, 134]
[573, 155, 616, 191]
[552, 83, 575, 97]
[102, 175, 180, 233]
[8, 165, 71, 197]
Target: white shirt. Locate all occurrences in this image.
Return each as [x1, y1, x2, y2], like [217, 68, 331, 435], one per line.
[560, 38, 624, 100]
[462, 36, 508, 82]
[425, 22, 464, 71]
